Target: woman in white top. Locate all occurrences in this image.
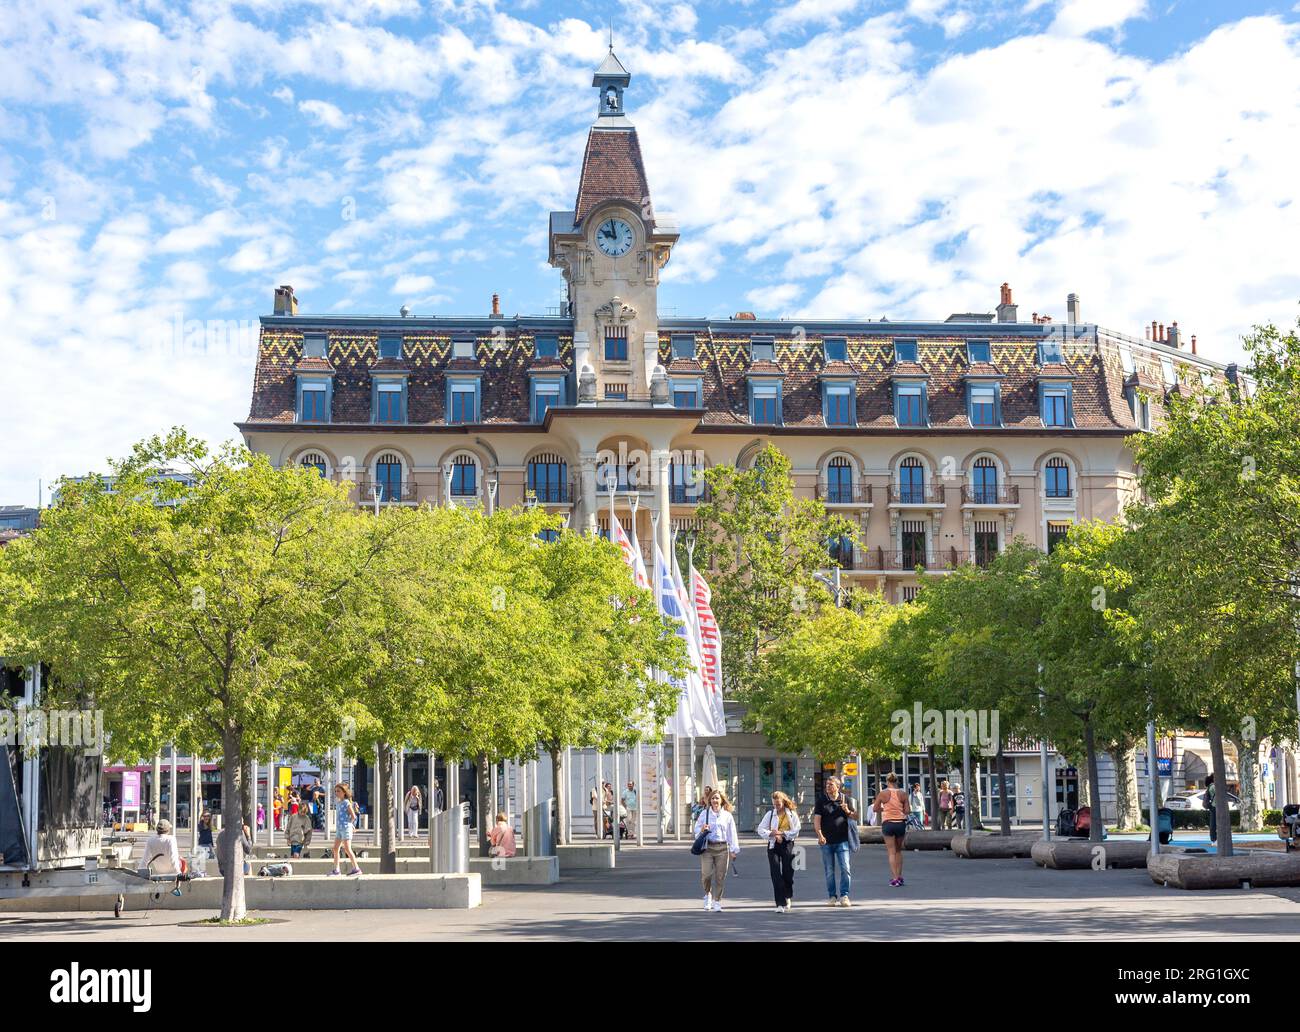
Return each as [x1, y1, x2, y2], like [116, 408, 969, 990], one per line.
[404, 785, 422, 839]
[693, 789, 740, 912]
[756, 791, 801, 913]
[909, 783, 925, 826]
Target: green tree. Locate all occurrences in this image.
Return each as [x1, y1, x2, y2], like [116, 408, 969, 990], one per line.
[1127, 321, 1300, 855]
[694, 444, 856, 698]
[0, 431, 374, 919]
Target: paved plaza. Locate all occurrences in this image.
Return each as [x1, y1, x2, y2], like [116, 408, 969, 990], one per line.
[2, 843, 1297, 942]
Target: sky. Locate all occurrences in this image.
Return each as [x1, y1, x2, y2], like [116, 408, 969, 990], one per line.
[3, 0, 1300, 505]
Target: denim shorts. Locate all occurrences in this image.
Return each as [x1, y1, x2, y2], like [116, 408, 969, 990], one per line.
[882, 820, 908, 838]
[335, 823, 354, 842]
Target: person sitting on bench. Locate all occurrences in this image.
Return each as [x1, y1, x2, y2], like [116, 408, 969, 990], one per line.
[143, 819, 190, 895]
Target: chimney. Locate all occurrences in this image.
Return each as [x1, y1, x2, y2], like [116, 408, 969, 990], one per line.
[1167, 321, 1180, 349]
[1190, 334, 1197, 355]
[1225, 363, 1239, 386]
[1066, 293, 1080, 325]
[1151, 320, 1158, 341]
[1144, 325, 1151, 340]
[491, 293, 502, 318]
[273, 284, 298, 316]
[996, 283, 1018, 323]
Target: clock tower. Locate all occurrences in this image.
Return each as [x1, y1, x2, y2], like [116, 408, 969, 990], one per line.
[549, 48, 679, 405]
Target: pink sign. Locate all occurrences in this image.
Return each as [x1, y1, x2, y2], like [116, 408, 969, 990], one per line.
[121, 770, 141, 810]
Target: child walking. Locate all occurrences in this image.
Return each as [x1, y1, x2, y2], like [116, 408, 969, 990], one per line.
[330, 783, 362, 876]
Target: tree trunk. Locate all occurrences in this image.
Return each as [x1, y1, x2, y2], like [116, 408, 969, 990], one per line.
[1207, 720, 1234, 857]
[996, 735, 1010, 836]
[926, 745, 939, 828]
[1077, 762, 1091, 807]
[970, 758, 984, 830]
[1084, 719, 1103, 843]
[377, 742, 397, 874]
[476, 753, 492, 856]
[218, 728, 248, 922]
[1230, 735, 1262, 832]
[550, 745, 567, 847]
[1109, 742, 1140, 830]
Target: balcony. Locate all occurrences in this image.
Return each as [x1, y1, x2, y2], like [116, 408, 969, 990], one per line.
[887, 483, 946, 507]
[670, 481, 712, 504]
[960, 484, 1020, 507]
[525, 480, 577, 505]
[817, 483, 872, 506]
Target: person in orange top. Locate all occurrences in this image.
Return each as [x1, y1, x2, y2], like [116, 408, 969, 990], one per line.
[873, 772, 910, 887]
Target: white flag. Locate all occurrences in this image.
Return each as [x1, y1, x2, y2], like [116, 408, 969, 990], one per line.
[690, 569, 727, 737]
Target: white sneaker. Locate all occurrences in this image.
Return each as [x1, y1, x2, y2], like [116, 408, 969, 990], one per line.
[703, 894, 714, 911]
[774, 905, 786, 913]
[713, 899, 723, 912]
[826, 898, 839, 906]
[839, 896, 853, 908]
[786, 899, 794, 909]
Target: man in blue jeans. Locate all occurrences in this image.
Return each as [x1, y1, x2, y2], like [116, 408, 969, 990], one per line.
[813, 776, 857, 907]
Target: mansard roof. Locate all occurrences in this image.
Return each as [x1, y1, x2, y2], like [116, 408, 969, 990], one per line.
[241, 314, 1228, 434]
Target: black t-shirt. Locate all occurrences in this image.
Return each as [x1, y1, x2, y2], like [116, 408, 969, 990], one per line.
[816, 796, 854, 844]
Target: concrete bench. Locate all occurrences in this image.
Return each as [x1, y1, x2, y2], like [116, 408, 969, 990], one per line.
[1149, 850, 1300, 890]
[952, 832, 1040, 859]
[556, 843, 615, 870]
[0, 873, 481, 912]
[256, 856, 559, 885]
[1032, 839, 1154, 870]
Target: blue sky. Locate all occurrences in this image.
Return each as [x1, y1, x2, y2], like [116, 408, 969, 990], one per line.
[3, 0, 1300, 504]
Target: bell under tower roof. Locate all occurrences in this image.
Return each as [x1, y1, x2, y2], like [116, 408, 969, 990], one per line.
[592, 45, 632, 127]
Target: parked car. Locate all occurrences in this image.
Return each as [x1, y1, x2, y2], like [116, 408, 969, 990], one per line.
[1164, 790, 1239, 811]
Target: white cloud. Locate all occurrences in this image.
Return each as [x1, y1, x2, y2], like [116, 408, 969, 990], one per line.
[1051, 0, 1147, 37]
[298, 98, 351, 129]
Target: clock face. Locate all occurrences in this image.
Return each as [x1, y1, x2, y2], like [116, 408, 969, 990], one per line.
[595, 217, 634, 257]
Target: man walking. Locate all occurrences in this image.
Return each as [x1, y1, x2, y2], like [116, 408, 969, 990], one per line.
[813, 776, 857, 907]
[621, 780, 638, 841]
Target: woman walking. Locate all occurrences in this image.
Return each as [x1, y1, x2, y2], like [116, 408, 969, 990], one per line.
[404, 784, 423, 840]
[330, 783, 362, 876]
[757, 791, 800, 913]
[908, 782, 925, 828]
[938, 780, 953, 829]
[693, 789, 740, 912]
[875, 772, 910, 886]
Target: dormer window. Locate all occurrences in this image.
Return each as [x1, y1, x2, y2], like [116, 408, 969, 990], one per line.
[1161, 357, 1177, 387]
[750, 337, 775, 363]
[299, 380, 329, 422]
[449, 381, 478, 424]
[671, 334, 696, 360]
[969, 383, 999, 427]
[1040, 384, 1072, 427]
[672, 378, 701, 408]
[375, 381, 405, 423]
[823, 337, 847, 362]
[1038, 340, 1064, 365]
[452, 337, 475, 361]
[895, 382, 927, 427]
[303, 333, 327, 359]
[379, 336, 402, 360]
[1119, 345, 1135, 374]
[967, 340, 991, 364]
[823, 381, 854, 426]
[749, 380, 781, 425]
[535, 335, 558, 359]
[894, 340, 918, 363]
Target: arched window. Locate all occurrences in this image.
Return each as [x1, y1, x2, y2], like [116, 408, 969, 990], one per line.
[971, 457, 998, 504]
[299, 452, 328, 477]
[825, 456, 853, 504]
[450, 454, 478, 497]
[897, 457, 925, 504]
[528, 453, 569, 504]
[1045, 457, 1072, 498]
[374, 453, 404, 503]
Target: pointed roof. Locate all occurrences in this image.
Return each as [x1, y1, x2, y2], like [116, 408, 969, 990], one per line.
[573, 126, 651, 226]
[593, 48, 630, 84]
